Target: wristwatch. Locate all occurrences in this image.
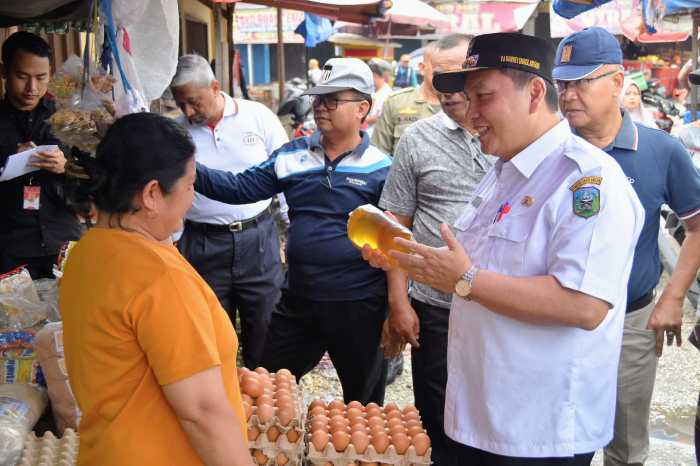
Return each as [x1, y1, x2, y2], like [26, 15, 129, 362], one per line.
[455, 265, 480, 299]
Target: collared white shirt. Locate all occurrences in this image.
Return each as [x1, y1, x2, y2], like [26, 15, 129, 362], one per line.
[445, 120, 644, 457]
[178, 92, 288, 224]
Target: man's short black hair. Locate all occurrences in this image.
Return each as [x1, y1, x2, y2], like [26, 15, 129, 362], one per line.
[2, 31, 51, 70]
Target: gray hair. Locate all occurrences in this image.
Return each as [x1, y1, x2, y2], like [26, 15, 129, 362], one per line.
[170, 54, 216, 89]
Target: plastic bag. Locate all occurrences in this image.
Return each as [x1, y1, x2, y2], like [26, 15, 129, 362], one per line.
[0, 384, 47, 466]
[47, 55, 117, 154]
[0, 268, 46, 330]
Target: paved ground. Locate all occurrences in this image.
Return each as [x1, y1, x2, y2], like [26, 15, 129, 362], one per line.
[300, 270, 699, 465]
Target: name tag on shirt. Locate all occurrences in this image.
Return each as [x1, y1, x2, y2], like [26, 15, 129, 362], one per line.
[23, 186, 40, 210]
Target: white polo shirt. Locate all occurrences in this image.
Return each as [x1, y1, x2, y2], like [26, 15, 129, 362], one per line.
[178, 92, 288, 224]
[445, 120, 644, 457]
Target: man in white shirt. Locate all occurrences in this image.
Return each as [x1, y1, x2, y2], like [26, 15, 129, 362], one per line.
[170, 54, 287, 368]
[365, 59, 393, 136]
[363, 33, 644, 465]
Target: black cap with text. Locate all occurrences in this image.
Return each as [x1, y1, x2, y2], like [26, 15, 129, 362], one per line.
[432, 32, 555, 94]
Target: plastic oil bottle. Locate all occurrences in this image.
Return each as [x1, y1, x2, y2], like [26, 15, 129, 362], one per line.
[347, 204, 413, 256]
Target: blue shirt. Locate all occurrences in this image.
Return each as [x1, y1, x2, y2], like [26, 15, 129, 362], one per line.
[195, 130, 392, 301]
[602, 110, 700, 308]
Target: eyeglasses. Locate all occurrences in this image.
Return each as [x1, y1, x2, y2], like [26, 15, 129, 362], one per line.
[312, 96, 364, 110]
[555, 70, 620, 94]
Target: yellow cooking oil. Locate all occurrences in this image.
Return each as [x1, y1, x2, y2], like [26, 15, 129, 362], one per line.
[347, 204, 413, 255]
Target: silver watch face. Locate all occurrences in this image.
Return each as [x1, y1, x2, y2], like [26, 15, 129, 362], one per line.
[455, 279, 471, 297]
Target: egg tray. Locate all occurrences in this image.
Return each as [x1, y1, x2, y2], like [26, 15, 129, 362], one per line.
[250, 447, 303, 466]
[306, 441, 432, 466]
[247, 414, 305, 451]
[17, 429, 79, 466]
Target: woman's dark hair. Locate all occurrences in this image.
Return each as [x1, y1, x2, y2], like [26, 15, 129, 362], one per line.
[82, 113, 195, 214]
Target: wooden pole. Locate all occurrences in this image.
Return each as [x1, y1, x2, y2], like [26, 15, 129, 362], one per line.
[277, 7, 286, 110]
[227, 4, 236, 96]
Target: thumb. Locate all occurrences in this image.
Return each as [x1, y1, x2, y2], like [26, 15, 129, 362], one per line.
[440, 223, 460, 251]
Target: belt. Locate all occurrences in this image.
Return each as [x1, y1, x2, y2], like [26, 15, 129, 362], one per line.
[628, 288, 655, 313]
[185, 209, 271, 233]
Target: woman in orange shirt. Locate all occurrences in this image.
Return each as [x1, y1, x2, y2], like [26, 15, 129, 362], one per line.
[59, 113, 253, 466]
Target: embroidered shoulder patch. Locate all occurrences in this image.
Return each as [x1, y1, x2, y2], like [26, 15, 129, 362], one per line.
[569, 176, 602, 192]
[573, 186, 600, 218]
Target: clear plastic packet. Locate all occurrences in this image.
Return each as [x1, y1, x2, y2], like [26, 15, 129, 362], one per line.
[0, 268, 47, 330]
[0, 384, 47, 466]
[47, 55, 117, 154]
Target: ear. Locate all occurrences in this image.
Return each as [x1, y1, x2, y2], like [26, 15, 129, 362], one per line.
[212, 79, 221, 93]
[138, 180, 162, 214]
[528, 77, 547, 114]
[611, 70, 624, 98]
[359, 100, 371, 120]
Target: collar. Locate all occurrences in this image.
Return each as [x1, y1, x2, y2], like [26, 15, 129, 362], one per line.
[607, 109, 638, 151]
[1, 96, 52, 115]
[441, 111, 460, 131]
[221, 92, 238, 118]
[507, 119, 571, 179]
[309, 130, 371, 156]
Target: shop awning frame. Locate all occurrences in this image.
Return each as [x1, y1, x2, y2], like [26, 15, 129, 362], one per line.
[215, 0, 389, 23]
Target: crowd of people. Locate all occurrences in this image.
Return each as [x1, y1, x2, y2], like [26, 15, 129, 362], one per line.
[1, 25, 700, 466]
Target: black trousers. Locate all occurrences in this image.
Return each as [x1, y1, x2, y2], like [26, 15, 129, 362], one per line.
[178, 214, 283, 368]
[411, 298, 450, 466]
[447, 440, 594, 466]
[261, 290, 388, 404]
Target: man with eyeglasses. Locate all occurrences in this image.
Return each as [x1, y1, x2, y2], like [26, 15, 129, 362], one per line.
[193, 58, 393, 404]
[554, 27, 700, 466]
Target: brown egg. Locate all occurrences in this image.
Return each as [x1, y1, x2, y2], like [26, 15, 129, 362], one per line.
[275, 381, 291, 393]
[365, 407, 382, 419]
[366, 402, 380, 410]
[311, 420, 329, 433]
[389, 424, 406, 437]
[275, 394, 294, 409]
[243, 401, 253, 421]
[367, 416, 385, 429]
[351, 430, 369, 454]
[402, 411, 421, 423]
[241, 376, 263, 398]
[248, 425, 260, 441]
[242, 394, 254, 406]
[347, 400, 363, 410]
[402, 405, 419, 415]
[310, 406, 327, 418]
[387, 417, 403, 430]
[412, 432, 431, 456]
[277, 406, 294, 427]
[328, 399, 346, 411]
[385, 409, 402, 421]
[346, 407, 363, 420]
[253, 449, 268, 465]
[407, 425, 425, 438]
[392, 432, 410, 454]
[254, 366, 270, 376]
[383, 402, 400, 414]
[309, 399, 326, 411]
[311, 430, 330, 452]
[257, 394, 274, 408]
[369, 424, 387, 437]
[359, 463, 378, 466]
[332, 430, 351, 452]
[350, 423, 369, 434]
[276, 452, 289, 466]
[287, 429, 300, 443]
[328, 408, 345, 418]
[350, 416, 368, 428]
[277, 368, 293, 379]
[404, 419, 422, 430]
[267, 425, 281, 441]
[256, 404, 274, 423]
[371, 431, 390, 454]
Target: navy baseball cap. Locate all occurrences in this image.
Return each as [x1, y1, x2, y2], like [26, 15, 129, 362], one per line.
[433, 32, 555, 94]
[553, 27, 623, 81]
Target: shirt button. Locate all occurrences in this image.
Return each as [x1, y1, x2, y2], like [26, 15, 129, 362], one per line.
[216, 138, 221, 142]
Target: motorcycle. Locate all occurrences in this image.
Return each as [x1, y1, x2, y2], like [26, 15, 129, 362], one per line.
[642, 79, 681, 133]
[277, 78, 316, 139]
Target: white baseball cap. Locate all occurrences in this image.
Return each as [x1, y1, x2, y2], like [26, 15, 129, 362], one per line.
[302, 58, 375, 96]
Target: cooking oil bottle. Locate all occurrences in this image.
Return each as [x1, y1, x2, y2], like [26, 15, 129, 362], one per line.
[347, 204, 413, 256]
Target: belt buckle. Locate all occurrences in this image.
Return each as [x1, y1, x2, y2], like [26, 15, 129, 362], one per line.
[228, 221, 243, 232]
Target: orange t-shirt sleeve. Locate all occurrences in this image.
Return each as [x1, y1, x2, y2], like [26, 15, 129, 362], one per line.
[131, 269, 222, 386]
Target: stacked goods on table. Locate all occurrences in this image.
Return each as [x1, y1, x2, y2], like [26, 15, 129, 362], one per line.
[0, 384, 48, 466]
[239, 367, 305, 465]
[16, 429, 79, 466]
[306, 400, 431, 466]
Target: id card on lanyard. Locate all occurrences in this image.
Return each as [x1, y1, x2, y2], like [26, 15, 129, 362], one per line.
[23, 177, 40, 211]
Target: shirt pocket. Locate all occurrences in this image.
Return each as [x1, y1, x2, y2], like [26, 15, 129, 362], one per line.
[486, 216, 532, 276]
